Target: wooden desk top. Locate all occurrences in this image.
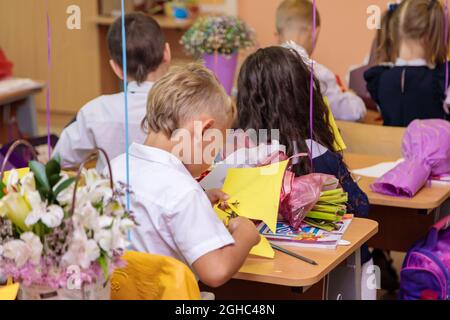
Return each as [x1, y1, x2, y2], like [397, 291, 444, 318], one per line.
[345, 153, 450, 210]
[0, 81, 45, 106]
[233, 218, 378, 287]
[93, 15, 193, 29]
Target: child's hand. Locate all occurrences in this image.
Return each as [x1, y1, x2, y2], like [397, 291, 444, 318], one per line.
[228, 217, 260, 246]
[206, 189, 230, 207]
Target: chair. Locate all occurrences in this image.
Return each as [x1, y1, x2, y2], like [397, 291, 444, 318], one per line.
[110, 251, 201, 300]
[336, 121, 405, 158]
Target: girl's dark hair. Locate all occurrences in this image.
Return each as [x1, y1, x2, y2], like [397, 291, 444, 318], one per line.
[237, 46, 337, 174]
[107, 13, 166, 84]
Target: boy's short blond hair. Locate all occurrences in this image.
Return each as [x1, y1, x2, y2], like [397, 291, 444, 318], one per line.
[276, 0, 321, 34]
[142, 63, 234, 137]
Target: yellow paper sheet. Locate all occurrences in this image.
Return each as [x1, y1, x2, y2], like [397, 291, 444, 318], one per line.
[214, 161, 289, 258]
[0, 281, 19, 300]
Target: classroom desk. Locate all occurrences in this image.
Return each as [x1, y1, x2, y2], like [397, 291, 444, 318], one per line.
[0, 81, 45, 143]
[345, 153, 450, 251]
[203, 218, 378, 300]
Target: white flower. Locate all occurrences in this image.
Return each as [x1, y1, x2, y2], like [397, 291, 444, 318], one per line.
[6, 169, 19, 193]
[54, 174, 75, 206]
[94, 219, 129, 255]
[104, 201, 125, 218]
[62, 228, 100, 269]
[25, 203, 64, 228]
[89, 180, 113, 205]
[83, 169, 101, 186]
[24, 190, 64, 228]
[73, 202, 100, 231]
[20, 172, 36, 195]
[2, 232, 43, 267]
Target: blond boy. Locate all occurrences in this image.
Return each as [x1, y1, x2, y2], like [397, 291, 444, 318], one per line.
[110, 64, 260, 288]
[276, 0, 367, 122]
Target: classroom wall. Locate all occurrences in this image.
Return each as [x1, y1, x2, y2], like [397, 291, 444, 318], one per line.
[0, 0, 101, 115]
[238, 0, 392, 78]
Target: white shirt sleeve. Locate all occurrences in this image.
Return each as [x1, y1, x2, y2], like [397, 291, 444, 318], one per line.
[315, 63, 367, 122]
[53, 106, 97, 167]
[166, 189, 235, 266]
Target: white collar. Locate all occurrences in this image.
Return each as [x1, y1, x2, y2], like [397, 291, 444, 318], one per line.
[395, 58, 430, 67]
[282, 41, 312, 65]
[127, 81, 154, 94]
[129, 143, 190, 175]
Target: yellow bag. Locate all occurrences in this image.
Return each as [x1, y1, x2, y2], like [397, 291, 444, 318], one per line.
[111, 251, 201, 300]
[0, 278, 20, 300]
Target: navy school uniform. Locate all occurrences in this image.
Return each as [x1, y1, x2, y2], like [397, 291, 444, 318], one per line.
[364, 60, 450, 127]
[308, 140, 371, 264]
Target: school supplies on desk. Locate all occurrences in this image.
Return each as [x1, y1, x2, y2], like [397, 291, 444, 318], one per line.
[214, 160, 290, 259]
[258, 216, 352, 250]
[270, 243, 318, 265]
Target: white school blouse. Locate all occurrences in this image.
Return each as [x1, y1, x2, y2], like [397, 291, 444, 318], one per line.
[53, 81, 153, 171]
[109, 143, 235, 267]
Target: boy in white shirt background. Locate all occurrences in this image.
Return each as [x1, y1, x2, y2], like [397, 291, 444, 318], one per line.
[110, 64, 260, 288]
[53, 13, 171, 170]
[276, 0, 367, 122]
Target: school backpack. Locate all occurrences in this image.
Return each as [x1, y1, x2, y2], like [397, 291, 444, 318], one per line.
[399, 215, 450, 300]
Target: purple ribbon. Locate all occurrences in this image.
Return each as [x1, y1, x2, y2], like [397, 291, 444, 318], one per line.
[445, 0, 449, 91]
[46, 1, 52, 157]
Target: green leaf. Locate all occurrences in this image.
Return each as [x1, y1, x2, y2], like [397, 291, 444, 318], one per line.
[97, 254, 109, 282]
[53, 177, 75, 198]
[45, 159, 61, 180]
[52, 153, 62, 165]
[29, 160, 50, 192]
[49, 173, 61, 188]
[0, 181, 6, 199]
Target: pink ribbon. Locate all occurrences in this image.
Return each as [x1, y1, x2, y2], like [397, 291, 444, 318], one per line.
[445, 0, 449, 91]
[309, 0, 316, 171]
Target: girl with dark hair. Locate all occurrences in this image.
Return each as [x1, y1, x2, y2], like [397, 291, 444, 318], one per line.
[237, 46, 375, 299]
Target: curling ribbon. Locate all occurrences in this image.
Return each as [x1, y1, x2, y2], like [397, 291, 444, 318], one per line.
[46, 0, 52, 157]
[309, 0, 316, 171]
[120, 0, 131, 213]
[445, 0, 449, 91]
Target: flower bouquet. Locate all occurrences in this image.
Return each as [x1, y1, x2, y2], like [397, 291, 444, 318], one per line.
[180, 15, 256, 94]
[0, 141, 135, 300]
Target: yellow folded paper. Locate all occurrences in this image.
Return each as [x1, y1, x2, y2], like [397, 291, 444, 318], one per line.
[0, 279, 19, 300]
[214, 161, 289, 259]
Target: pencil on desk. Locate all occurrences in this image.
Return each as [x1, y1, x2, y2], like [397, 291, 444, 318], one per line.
[270, 243, 318, 266]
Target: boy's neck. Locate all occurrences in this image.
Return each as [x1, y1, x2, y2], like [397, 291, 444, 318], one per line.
[398, 39, 426, 61]
[280, 32, 313, 56]
[128, 64, 169, 84]
[146, 64, 169, 82]
[144, 131, 175, 155]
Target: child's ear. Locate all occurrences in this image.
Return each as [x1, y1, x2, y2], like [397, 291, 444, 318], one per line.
[201, 119, 215, 136]
[109, 59, 124, 80]
[163, 43, 172, 64]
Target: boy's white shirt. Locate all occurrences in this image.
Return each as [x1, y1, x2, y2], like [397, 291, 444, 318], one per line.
[283, 41, 367, 122]
[53, 81, 152, 171]
[109, 143, 235, 268]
